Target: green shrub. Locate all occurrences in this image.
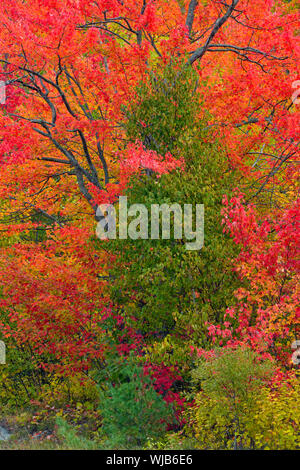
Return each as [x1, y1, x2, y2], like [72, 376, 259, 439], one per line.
[188, 346, 275, 449]
[97, 355, 175, 449]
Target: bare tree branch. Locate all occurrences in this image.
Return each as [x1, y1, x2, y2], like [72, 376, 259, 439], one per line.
[189, 0, 239, 64]
[186, 0, 198, 35]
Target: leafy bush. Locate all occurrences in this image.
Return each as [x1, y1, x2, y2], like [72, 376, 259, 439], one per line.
[246, 374, 300, 450]
[188, 347, 275, 449]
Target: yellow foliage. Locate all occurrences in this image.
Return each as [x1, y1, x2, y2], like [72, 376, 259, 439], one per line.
[187, 373, 300, 450]
[246, 375, 300, 450]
